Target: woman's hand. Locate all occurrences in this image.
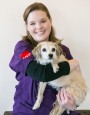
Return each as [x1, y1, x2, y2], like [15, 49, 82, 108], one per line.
[56, 88, 76, 111]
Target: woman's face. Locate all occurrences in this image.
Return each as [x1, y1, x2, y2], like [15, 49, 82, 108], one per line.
[26, 10, 52, 43]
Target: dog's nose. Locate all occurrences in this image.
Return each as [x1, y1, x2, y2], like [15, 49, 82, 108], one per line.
[49, 54, 53, 59]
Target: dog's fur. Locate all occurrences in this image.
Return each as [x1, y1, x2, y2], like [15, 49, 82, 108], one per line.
[32, 41, 87, 115]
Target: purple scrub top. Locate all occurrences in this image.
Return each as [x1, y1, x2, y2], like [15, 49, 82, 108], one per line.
[9, 40, 80, 115]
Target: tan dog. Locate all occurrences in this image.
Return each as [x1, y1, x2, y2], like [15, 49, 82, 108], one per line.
[32, 41, 87, 115]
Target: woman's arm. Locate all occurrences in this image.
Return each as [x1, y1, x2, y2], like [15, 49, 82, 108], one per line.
[26, 59, 79, 82]
[9, 40, 79, 82]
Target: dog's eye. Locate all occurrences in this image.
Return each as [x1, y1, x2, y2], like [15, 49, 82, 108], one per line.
[42, 48, 46, 52]
[52, 48, 55, 52]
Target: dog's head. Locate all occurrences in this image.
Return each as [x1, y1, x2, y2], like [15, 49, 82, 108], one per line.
[32, 41, 63, 64]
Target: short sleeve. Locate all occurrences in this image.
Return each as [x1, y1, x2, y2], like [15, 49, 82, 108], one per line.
[9, 40, 34, 74]
[61, 44, 73, 60]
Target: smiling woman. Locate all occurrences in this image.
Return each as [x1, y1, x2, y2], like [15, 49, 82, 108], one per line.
[9, 2, 81, 115]
[1, 0, 90, 115]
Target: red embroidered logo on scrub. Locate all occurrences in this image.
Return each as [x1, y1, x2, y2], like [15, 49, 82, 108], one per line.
[20, 50, 32, 59]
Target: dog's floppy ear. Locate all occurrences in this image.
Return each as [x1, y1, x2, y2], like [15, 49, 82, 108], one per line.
[32, 44, 41, 59]
[55, 40, 63, 56]
[55, 39, 63, 45]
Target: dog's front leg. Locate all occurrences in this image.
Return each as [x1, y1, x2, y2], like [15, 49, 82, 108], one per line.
[52, 63, 59, 73]
[33, 82, 47, 110]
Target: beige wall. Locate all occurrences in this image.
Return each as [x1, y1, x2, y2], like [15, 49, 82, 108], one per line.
[0, 0, 90, 114]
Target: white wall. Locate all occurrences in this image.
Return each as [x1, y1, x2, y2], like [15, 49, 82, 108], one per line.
[0, 0, 90, 114]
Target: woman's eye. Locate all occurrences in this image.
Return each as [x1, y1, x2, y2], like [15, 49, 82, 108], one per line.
[30, 23, 35, 25]
[52, 48, 55, 52]
[41, 20, 46, 23]
[42, 48, 46, 52]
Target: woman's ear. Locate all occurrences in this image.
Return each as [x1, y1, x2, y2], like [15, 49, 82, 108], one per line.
[26, 23, 28, 31]
[49, 18, 52, 26]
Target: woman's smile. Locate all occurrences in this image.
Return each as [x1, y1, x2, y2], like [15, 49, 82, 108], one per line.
[35, 30, 45, 35]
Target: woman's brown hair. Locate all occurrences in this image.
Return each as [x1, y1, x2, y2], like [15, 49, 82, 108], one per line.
[23, 2, 58, 47]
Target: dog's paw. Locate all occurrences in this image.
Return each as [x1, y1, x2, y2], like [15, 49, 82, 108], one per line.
[66, 110, 70, 114]
[53, 65, 59, 73]
[32, 102, 40, 110]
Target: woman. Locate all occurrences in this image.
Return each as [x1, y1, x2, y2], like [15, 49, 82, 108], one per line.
[9, 2, 80, 115]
